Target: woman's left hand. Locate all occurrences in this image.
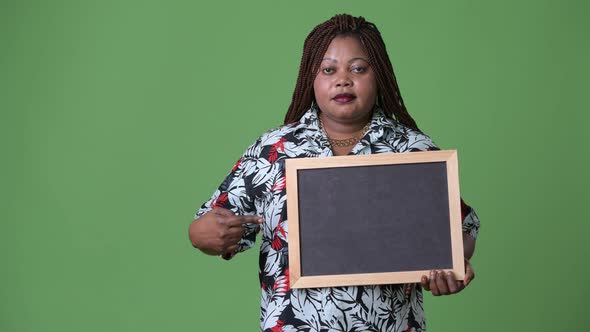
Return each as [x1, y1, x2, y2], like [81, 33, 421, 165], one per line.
[420, 258, 475, 296]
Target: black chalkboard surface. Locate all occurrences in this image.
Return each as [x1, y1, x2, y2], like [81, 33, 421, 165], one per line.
[285, 150, 464, 288]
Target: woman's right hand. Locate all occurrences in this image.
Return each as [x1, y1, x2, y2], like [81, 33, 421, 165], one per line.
[188, 207, 263, 256]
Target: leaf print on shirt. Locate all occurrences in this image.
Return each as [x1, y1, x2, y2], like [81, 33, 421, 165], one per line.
[252, 158, 275, 189]
[268, 137, 287, 163]
[271, 220, 287, 251]
[351, 286, 391, 332]
[331, 286, 360, 313]
[270, 175, 286, 193]
[291, 290, 321, 332]
[262, 293, 291, 331]
[225, 177, 249, 209]
[210, 191, 228, 208]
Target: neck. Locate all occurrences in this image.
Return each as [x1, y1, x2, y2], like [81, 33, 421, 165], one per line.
[318, 114, 371, 139]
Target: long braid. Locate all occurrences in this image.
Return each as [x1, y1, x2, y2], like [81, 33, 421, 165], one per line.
[284, 14, 420, 131]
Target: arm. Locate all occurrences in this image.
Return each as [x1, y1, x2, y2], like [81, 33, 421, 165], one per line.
[421, 201, 480, 296]
[189, 139, 264, 259]
[463, 232, 476, 260]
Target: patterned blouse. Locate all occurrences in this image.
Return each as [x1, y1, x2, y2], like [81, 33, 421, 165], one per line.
[195, 107, 480, 332]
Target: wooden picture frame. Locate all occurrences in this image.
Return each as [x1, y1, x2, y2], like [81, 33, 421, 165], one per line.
[285, 150, 464, 289]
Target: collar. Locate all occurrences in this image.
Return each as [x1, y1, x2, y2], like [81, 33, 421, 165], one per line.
[296, 106, 399, 154]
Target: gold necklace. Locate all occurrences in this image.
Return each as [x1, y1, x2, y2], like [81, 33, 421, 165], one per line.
[318, 117, 371, 148]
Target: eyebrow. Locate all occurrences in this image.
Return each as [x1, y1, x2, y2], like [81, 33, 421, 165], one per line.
[321, 57, 370, 63]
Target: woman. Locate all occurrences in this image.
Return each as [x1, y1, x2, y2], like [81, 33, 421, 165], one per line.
[189, 14, 480, 332]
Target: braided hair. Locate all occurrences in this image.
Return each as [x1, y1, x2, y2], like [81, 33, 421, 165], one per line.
[284, 14, 419, 131]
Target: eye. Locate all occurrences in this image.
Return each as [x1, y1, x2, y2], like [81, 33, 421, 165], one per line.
[321, 67, 335, 74]
[351, 66, 366, 73]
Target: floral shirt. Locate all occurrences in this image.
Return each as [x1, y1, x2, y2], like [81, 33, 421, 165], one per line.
[195, 107, 480, 332]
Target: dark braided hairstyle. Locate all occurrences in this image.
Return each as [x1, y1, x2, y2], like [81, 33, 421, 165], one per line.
[284, 14, 419, 131]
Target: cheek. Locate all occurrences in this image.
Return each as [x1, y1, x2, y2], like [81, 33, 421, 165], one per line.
[313, 78, 329, 100]
[361, 77, 378, 100]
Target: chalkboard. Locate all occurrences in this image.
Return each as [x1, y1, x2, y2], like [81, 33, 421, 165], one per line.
[285, 150, 464, 288]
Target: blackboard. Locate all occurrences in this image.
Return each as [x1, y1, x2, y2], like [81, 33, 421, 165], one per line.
[285, 150, 464, 288]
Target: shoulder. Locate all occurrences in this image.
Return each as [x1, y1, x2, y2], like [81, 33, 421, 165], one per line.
[240, 122, 303, 158]
[252, 122, 303, 148]
[380, 116, 439, 152]
[260, 122, 302, 142]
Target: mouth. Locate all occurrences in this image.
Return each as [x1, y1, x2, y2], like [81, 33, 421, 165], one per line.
[332, 93, 356, 103]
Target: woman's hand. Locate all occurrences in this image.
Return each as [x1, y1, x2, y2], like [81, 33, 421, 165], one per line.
[420, 258, 475, 296]
[188, 207, 263, 256]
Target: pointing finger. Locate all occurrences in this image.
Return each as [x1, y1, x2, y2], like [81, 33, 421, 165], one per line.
[219, 214, 264, 227]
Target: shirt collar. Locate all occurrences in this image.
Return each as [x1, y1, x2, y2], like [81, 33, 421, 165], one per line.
[295, 107, 330, 155]
[297, 106, 397, 140]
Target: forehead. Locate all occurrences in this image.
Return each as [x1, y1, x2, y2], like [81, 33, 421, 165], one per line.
[322, 36, 368, 61]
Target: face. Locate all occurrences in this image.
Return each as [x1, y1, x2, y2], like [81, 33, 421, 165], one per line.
[313, 35, 378, 126]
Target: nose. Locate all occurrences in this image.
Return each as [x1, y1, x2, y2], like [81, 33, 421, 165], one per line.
[335, 73, 352, 87]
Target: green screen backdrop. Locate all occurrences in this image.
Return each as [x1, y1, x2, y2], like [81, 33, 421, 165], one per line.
[1, 0, 588, 331]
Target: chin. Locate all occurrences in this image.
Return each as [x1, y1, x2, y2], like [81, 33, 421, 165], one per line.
[331, 111, 372, 124]
[337, 106, 372, 118]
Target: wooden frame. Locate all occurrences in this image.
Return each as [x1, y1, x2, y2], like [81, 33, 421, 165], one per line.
[285, 150, 464, 289]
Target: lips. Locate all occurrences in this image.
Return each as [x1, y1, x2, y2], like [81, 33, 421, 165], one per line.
[333, 93, 356, 103]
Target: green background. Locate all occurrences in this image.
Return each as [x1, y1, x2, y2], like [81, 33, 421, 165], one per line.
[1, 0, 588, 331]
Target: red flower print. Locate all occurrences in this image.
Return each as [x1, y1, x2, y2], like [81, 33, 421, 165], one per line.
[271, 222, 286, 250]
[271, 320, 285, 332]
[268, 138, 287, 163]
[231, 158, 241, 172]
[212, 192, 228, 208]
[270, 176, 286, 193]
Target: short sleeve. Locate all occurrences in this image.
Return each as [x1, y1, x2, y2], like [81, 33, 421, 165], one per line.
[396, 128, 440, 152]
[194, 138, 263, 259]
[460, 199, 481, 239]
